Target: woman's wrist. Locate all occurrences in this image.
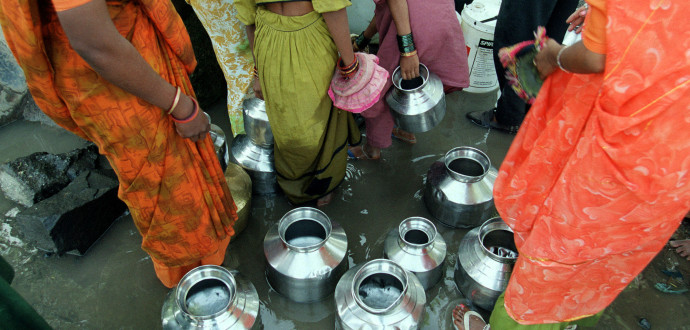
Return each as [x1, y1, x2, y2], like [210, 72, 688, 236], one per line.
[170, 95, 194, 120]
[397, 32, 415, 55]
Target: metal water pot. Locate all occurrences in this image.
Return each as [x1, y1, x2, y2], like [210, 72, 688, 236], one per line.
[242, 98, 273, 148]
[229, 134, 278, 195]
[383, 217, 446, 290]
[161, 265, 259, 329]
[264, 207, 348, 303]
[424, 146, 497, 228]
[335, 259, 426, 329]
[454, 217, 518, 310]
[385, 63, 446, 133]
[209, 124, 229, 172]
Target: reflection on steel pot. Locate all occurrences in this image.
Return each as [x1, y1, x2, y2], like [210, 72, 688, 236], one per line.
[335, 259, 425, 329]
[161, 265, 259, 329]
[454, 217, 518, 310]
[242, 98, 273, 148]
[264, 207, 348, 303]
[424, 146, 497, 228]
[209, 124, 229, 172]
[384, 217, 446, 290]
[385, 63, 446, 133]
[229, 134, 278, 195]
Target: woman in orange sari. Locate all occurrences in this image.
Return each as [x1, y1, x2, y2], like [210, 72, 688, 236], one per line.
[454, 0, 690, 328]
[0, 0, 237, 288]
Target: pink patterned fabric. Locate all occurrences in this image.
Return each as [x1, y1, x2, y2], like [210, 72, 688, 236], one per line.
[328, 52, 389, 113]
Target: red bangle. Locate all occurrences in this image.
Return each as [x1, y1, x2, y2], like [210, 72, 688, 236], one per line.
[171, 97, 199, 124]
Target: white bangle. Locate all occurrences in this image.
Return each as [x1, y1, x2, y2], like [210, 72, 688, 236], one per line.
[556, 45, 571, 73]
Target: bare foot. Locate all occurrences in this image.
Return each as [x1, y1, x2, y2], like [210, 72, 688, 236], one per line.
[347, 144, 381, 160]
[316, 192, 333, 208]
[392, 127, 417, 144]
[670, 239, 690, 261]
[452, 303, 487, 330]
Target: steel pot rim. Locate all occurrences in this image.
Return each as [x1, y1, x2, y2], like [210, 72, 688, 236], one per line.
[174, 265, 237, 321]
[391, 63, 430, 92]
[398, 216, 437, 249]
[478, 217, 518, 263]
[278, 207, 332, 252]
[443, 146, 491, 183]
[351, 259, 409, 315]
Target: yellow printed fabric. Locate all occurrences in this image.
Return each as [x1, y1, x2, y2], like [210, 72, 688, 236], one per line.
[189, 0, 254, 136]
[253, 7, 360, 204]
[235, 0, 351, 25]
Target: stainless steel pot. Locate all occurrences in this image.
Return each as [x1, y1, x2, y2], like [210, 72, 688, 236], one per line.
[209, 124, 229, 172]
[229, 134, 278, 195]
[335, 259, 426, 330]
[383, 217, 446, 290]
[161, 265, 259, 329]
[424, 146, 497, 228]
[385, 63, 446, 133]
[264, 207, 348, 303]
[454, 217, 518, 310]
[242, 98, 273, 148]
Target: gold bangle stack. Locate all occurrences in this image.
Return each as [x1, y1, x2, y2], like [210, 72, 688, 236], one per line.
[401, 50, 418, 57]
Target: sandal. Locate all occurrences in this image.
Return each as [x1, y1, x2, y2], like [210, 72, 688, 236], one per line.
[452, 303, 489, 330]
[466, 109, 520, 134]
[347, 145, 380, 160]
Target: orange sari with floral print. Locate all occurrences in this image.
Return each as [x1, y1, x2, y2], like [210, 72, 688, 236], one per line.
[494, 0, 690, 324]
[0, 0, 237, 287]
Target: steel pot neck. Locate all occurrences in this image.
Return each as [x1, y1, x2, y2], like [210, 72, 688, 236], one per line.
[352, 259, 409, 314]
[278, 207, 332, 252]
[242, 98, 268, 120]
[174, 265, 238, 324]
[397, 217, 437, 252]
[391, 63, 430, 92]
[478, 217, 518, 263]
[443, 146, 491, 183]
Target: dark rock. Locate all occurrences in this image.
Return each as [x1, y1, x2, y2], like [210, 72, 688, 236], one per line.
[170, 0, 226, 109]
[15, 170, 127, 255]
[0, 144, 101, 207]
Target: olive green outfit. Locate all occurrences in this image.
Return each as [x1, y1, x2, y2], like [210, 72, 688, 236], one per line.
[488, 292, 603, 329]
[236, 0, 361, 204]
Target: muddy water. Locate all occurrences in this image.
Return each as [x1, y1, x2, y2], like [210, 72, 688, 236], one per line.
[2, 90, 690, 329]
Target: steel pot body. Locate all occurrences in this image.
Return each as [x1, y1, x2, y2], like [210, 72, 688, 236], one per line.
[383, 217, 446, 290]
[424, 146, 497, 228]
[385, 63, 446, 133]
[335, 259, 426, 330]
[209, 124, 229, 172]
[264, 207, 348, 303]
[229, 134, 278, 195]
[454, 217, 518, 310]
[161, 265, 259, 329]
[242, 98, 273, 148]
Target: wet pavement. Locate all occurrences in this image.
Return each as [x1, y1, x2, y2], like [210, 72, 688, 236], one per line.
[1, 89, 690, 329]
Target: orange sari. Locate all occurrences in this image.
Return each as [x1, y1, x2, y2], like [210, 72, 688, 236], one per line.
[0, 0, 237, 287]
[494, 0, 690, 324]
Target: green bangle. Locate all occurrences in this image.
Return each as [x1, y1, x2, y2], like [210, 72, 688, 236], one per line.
[355, 33, 371, 49]
[397, 33, 415, 53]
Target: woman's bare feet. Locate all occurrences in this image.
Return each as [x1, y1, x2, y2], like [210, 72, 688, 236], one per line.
[670, 239, 690, 261]
[347, 143, 381, 160]
[316, 192, 333, 208]
[452, 303, 487, 330]
[392, 127, 417, 144]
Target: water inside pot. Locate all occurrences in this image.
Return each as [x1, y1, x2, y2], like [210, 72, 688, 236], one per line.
[448, 157, 485, 177]
[482, 229, 518, 259]
[184, 278, 231, 316]
[284, 219, 327, 248]
[403, 229, 429, 245]
[400, 77, 424, 90]
[358, 273, 404, 310]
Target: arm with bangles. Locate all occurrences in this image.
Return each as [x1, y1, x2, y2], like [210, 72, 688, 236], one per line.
[353, 17, 377, 52]
[387, 0, 419, 80]
[56, 0, 209, 141]
[322, 8, 357, 77]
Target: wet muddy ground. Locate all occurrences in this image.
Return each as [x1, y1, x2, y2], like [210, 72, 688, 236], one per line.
[1, 90, 689, 329]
